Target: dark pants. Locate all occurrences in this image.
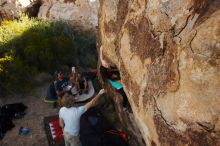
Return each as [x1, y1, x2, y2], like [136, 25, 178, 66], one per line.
[118, 88, 128, 108]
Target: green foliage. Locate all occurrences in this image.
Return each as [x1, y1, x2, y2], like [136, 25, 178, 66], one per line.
[0, 16, 97, 95]
[0, 55, 36, 94]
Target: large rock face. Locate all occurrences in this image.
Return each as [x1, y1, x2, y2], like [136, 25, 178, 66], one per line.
[98, 0, 220, 145]
[38, 0, 99, 32]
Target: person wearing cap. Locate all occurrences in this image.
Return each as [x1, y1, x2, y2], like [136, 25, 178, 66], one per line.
[59, 89, 106, 146]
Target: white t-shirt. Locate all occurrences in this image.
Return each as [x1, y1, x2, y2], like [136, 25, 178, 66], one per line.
[59, 106, 87, 136]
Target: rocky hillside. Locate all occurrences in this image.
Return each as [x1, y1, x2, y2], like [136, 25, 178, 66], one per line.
[38, 0, 99, 33]
[98, 0, 220, 145]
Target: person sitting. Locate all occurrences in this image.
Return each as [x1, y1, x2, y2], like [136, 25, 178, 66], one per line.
[59, 89, 106, 146]
[44, 70, 66, 103]
[68, 66, 97, 103]
[77, 74, 89, 95]
[70, 66, 97, 96]
[69, 67, 80, 96]
[69, 66, 89, 95]
[77, 68, 98, 95]
[54, 70, 69, 107]
[69, 66, 78, 85]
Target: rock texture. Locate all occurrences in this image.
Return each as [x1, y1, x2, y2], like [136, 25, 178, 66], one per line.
[0, 0, 41, 24]
[25, 0, 42, 17]
[98, 0, 220, 145]
[38, 0, 99, 32]
[0, 0, 20, 24]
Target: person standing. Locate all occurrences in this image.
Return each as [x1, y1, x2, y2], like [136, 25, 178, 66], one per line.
[59, 89, 106, 146]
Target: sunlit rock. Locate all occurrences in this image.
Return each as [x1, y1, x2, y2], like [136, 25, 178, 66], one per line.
[38, 0, 99, 33]
[98, 0, 220, 145]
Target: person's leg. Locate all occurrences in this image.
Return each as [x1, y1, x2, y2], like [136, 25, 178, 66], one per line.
[118, 88, 128, 107]
[63, 132, 71, 146]
[70, 136, 80, 146]
[64, 132, 80, 146]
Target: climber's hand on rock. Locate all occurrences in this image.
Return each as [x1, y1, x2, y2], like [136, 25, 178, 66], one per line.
[101, 60, 110, 68]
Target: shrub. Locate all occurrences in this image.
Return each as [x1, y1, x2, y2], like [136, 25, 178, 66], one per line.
[0, 16, 97, 96]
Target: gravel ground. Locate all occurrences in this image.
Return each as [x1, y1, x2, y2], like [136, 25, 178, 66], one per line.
[0, 82, 59, 146]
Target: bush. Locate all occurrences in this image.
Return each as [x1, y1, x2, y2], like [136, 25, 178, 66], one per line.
[0, 16, 97, 96]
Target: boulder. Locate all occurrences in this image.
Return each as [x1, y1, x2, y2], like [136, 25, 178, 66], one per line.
[98, 0, 220, 145]
[38, 0, 99, 33]
[0, 0, 41, 24]
[0, 0, 20, 24]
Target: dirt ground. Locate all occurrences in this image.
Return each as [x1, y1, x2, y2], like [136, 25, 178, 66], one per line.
[0, 82, 59, 146]
[0, 73, 122, 146]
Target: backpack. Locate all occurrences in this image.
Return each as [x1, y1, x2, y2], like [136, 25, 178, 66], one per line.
[0, 103, 27, 119]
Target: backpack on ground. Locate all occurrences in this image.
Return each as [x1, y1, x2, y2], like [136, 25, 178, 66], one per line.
[0, 102, 27, 140]
[0, 102, 27, 119]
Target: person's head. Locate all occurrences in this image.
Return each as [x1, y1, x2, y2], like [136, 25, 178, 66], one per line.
[54, 70, 64, 81]
[61, 92, 76, 108]
[110, 72, 121, 80]
[100, 66, 120, 81]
